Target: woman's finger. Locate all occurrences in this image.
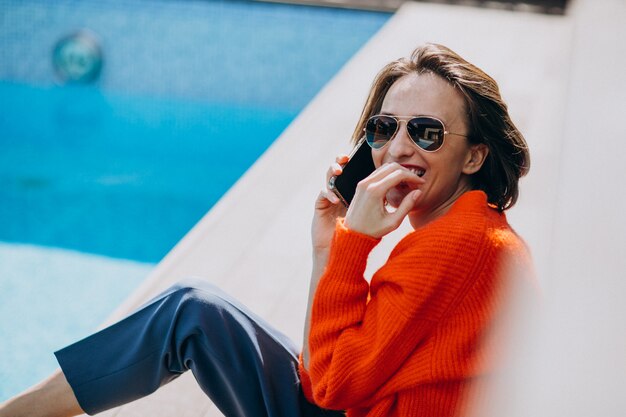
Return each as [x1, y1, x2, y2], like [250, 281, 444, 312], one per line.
[331, 162, 343, 176]
[326, 189, 340, 204]
[326, 162, 344, 184]
[335, 154, 349, 164]
[388, 189, 422, 225]
[317, 187, 340, 205]
[358, 162, 418, 186]
[372, 168, 424, 188]
[359, 168, 424, 199]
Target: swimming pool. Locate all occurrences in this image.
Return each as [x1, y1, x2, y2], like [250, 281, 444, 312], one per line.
[0, 0, 389, 400]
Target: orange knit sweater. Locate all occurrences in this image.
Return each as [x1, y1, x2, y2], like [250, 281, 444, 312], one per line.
[299, 191, 534, 417]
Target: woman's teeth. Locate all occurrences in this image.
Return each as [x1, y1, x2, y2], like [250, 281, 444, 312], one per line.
[409, 168, 425, 177]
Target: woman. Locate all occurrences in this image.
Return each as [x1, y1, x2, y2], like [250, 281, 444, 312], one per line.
[0, 43, 532, 417]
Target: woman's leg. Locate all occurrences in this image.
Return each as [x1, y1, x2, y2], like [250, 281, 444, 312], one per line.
[4, 278, 336, 417]
[0, 370, 83, 417]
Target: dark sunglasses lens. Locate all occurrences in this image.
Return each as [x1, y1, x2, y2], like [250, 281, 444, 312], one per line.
[407, 117, 445, 151]
[365, 116, 397, 149]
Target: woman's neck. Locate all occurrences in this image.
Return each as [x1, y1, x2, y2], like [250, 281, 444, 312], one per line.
[408, 184, 474, 230]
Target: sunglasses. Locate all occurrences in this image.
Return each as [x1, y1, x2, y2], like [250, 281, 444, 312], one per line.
[364, 115, 468, 152]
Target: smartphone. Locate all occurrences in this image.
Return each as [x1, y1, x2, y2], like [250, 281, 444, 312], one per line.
[329, 137, 375, 207]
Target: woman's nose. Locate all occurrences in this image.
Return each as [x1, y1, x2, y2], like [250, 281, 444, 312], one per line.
[388, 121, 416, 159]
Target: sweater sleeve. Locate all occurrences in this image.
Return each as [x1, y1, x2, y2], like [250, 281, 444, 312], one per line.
[304, 216, 490, 410]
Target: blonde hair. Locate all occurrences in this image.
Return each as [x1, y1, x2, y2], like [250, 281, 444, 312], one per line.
[352, 43, 530, 211]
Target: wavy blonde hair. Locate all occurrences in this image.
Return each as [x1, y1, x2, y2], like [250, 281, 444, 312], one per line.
[352, 43, 530, 211]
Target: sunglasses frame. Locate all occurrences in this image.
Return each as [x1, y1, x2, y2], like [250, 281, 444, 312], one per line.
[364, 114, 468, 152]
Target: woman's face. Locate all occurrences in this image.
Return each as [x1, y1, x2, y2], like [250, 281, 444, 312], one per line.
[371, 72, 487, 228]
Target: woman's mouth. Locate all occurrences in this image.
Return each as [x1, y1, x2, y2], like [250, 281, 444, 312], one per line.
[402, 165, 426, 177]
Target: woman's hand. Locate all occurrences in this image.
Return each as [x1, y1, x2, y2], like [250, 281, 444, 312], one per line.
[311, 155, 349, 253]
[344, 163, 425, 239]
[305, 155, 350, 369]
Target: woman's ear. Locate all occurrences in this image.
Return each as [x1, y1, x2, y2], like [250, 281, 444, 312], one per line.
[463, 144, 489, 175]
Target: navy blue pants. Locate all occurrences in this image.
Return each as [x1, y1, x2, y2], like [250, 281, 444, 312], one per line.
[55, 279, 342, 417]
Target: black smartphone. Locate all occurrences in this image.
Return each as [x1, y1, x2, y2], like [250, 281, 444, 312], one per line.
[329, 137, 375, 207]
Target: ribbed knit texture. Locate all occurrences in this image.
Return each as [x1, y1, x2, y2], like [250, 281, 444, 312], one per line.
[299, 191, 533, 417]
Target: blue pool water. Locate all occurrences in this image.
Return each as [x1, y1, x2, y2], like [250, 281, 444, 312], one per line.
[0, 0, 389, 400]
[0, 81, 295, 262]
